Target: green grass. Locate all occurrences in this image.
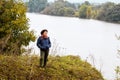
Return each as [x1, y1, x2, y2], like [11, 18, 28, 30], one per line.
[0, 55, 104, 80]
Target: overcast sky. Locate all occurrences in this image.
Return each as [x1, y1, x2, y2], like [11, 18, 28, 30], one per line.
[48, 0, 120, 3]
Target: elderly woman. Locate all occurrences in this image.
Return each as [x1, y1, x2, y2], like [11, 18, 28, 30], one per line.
[37, 29, 51, 68]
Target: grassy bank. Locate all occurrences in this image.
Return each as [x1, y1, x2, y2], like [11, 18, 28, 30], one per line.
[0, 55, 104, 80]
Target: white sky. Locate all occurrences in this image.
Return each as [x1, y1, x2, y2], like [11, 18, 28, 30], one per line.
[48, 0, 120, 3]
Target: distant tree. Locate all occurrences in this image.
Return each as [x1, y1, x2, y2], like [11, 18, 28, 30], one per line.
[0, 0, 36, 55]
[28, 0, 47, 12]
[64, 0, 76, 9]
[78, 4, 88, 18]
[82, 1, 91, 6]
[86, 6, 92, 19]
[91, 10, 98, 19]
[96, 2, 115, 20]
[42, 0, 75, 16]
[78, 1, 93, 19]
[63, 7, 75, 16]
[105, 4, 120, 23]
[74, 11, 79, 17]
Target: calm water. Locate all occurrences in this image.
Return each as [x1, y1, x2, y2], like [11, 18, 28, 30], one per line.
[27, 13, 120, 80]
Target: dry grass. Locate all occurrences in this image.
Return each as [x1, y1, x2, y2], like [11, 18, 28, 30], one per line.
[0, 55, 104, 80]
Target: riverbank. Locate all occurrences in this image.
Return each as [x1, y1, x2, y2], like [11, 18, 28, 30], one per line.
[0, 54, 104, 80]
[28, 12, 120, 24]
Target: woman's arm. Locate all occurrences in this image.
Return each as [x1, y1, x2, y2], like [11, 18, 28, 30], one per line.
[37, 37, 44, 49]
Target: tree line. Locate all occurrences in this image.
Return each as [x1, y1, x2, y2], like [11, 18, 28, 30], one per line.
[27, 0, 120, 23]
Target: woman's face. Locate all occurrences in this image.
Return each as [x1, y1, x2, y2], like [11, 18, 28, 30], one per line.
[43, 31, 48, 37]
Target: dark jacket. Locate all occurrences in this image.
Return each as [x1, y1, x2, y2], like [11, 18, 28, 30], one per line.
[37, 36, 51, 50]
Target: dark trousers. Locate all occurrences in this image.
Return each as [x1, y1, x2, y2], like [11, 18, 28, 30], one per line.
[40, 49, 49, 67]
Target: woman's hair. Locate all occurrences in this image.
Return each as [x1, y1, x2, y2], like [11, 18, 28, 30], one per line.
[41, 29, 48, 35]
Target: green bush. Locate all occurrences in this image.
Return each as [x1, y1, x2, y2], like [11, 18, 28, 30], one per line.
[0, 55, 104, 80]
[0, 0, 36, 55]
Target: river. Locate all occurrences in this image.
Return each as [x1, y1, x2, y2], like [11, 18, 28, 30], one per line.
[26, 13, 120, 80]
